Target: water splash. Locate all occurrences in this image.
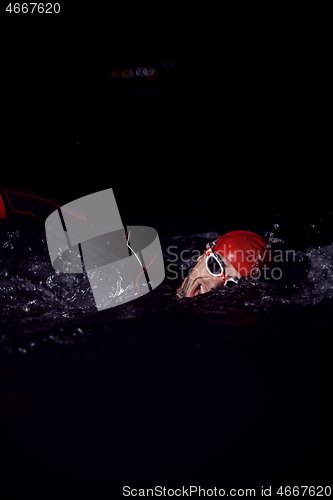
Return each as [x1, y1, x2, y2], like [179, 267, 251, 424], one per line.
[1, 219, 333, 354]
[306, 244, 333, 301]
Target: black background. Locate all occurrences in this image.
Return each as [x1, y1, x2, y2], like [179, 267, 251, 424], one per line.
[1, 6, 332, 497]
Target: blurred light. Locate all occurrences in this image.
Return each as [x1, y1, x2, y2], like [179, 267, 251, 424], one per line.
[146, 70, 157, 80]
[122, 68, 134, 78]
[112, 68, 123, 77]
[107, 74, 118, 83]
[143, 66, 154, 76]
[162, 60, 174, 70]
[136, 67, 145, 77]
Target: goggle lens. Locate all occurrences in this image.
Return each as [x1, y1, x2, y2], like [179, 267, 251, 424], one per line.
[224, 277, 239, 287]
[205, 241, 239, 286]
[206, 254, 224, 276]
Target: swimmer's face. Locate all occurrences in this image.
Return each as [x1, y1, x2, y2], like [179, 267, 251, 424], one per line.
[176, 253, 242, 298]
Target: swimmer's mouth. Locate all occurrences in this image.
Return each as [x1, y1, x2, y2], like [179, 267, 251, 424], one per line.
[189, 281, 206, 297]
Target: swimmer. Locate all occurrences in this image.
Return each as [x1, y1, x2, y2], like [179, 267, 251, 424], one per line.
[176, 230, 270, 298]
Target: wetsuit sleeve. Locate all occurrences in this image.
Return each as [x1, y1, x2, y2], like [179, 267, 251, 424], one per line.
[0, 191, 7, 219]
[0, 188, 61, 220]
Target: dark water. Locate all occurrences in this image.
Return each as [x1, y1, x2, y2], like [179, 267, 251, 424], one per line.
[0, 193, 332, 491]
[1, 218, 333, 354]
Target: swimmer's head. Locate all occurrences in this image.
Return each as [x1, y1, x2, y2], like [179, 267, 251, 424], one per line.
[176, 230, 270, 298]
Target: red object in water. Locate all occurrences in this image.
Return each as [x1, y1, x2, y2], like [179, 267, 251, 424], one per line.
[0, 191, 7, 219]
[214, 230, 269, 276]
[0, 187, 61, 220]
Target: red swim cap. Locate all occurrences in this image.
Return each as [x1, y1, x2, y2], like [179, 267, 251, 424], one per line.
[214, 230, 269, 277]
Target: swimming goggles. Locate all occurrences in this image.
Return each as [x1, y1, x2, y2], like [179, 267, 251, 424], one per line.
[205, 240, 239, 286]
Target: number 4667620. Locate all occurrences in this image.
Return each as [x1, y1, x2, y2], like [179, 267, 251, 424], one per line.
[6, 3, 60, 13]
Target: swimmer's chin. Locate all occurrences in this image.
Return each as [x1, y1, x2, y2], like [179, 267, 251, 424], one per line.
[176, 285, 185, 299]
[176, 277, 188, 299]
